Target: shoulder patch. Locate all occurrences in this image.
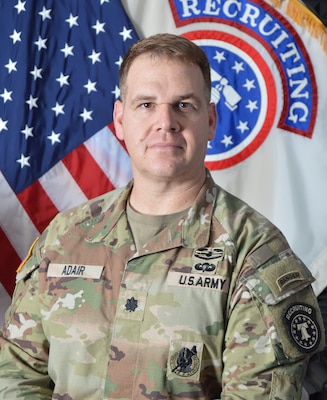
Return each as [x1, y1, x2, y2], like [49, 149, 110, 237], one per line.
[283, 302, 321, 353]
[16, 237, 39, 273]
[257, 255, 314, 303]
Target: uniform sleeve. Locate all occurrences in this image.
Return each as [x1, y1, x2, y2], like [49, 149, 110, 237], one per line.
[0, 237, 53, 399]
[221, 242, 325, 399]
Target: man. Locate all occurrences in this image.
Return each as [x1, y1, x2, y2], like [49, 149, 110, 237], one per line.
[0, 33, 324, 399]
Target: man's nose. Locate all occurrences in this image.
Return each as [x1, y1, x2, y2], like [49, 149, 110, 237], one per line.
[155, 104, 180, 132]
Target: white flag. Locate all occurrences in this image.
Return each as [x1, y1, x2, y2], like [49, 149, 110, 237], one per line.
[122, 0, 327, 295]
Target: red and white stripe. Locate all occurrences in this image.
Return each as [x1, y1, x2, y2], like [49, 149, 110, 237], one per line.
[0, 124, 132, 296]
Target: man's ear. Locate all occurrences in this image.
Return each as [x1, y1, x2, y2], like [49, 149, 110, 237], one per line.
[113, 100, 124, 140]
[208, 102, 218, 141]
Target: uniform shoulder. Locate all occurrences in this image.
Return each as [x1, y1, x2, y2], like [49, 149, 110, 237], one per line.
[211, 183, 286, 259]
[213, 184, 270, 226]
[44, 185, 129, 241]
[60, 186, 126, 219]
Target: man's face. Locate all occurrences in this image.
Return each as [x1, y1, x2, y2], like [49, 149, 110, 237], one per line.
[114, 54, 217, 183]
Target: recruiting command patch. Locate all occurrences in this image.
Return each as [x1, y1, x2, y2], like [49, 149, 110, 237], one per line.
[283, 302, 321, 353]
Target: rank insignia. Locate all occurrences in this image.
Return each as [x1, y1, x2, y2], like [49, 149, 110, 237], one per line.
[125, 296, 138, 312]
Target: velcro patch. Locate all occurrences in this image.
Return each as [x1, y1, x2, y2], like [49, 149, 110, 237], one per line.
[167, 341, 203, 380]
[116, 288, 147, 321]
[259, 256, 314, 302]
[276, 270, 304, 291]
[48, 263, 104, 279]
[283, 302, 321, 353]
[167, 271, 229, 293]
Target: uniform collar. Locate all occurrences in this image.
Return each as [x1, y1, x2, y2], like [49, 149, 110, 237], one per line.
[86, 171, 219, 253]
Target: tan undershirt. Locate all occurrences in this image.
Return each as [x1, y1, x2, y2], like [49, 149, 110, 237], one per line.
[126, 201, 186, 251]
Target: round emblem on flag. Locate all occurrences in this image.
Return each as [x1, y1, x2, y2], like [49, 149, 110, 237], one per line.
[183, 31, 277, 169]
[283, 302, 321, 353]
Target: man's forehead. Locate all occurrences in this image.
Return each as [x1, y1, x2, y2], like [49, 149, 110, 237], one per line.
[128, 53, 199, 72]
[123, 54, 206, 102]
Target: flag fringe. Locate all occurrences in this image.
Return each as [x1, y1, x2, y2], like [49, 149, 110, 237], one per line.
[269, 0, 282, 7]
[284, 0, 327, 54]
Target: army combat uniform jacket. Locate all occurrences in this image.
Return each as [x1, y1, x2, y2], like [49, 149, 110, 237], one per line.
[0, 172, 324, 399]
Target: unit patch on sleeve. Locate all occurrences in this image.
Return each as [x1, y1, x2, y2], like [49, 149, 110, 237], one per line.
[283, 302, 321, 353]
[276, 270, 304, 291]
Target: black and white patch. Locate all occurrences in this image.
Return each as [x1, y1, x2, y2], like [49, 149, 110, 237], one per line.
[283, 303, 321, 353]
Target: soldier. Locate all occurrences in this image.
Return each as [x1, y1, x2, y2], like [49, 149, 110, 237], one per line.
[0, 33, 324, 399]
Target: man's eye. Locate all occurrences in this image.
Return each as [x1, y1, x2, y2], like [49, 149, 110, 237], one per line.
[140, 102, 152, 109]
[177, 102, 193, 109]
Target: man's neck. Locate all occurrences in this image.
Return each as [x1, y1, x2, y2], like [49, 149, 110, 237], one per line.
[129, 170, 207, 216]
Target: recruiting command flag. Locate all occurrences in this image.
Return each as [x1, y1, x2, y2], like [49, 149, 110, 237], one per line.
[121, 0, 327, 296]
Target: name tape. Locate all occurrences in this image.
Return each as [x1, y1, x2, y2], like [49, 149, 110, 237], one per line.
[48, 263, 104, 279]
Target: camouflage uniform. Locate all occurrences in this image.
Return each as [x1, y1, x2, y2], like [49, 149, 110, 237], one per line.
[0, 171, 324, 399]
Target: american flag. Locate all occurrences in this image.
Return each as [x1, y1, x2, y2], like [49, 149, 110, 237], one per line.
[0, 0, 138, 295]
